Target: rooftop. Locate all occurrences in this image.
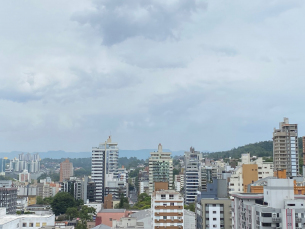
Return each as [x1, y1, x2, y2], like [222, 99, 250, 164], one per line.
[0, 214, 54, 225]
[100, 209, 126, 213]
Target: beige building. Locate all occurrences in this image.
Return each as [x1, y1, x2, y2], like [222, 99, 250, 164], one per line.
[229, 153, 273, 195]
[60, 159, 73, 182]
[151, 190, 184, 229]
[149, 144, 173, 195]
[273, 117, 298, 177]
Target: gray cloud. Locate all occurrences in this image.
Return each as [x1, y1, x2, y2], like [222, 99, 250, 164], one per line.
[72, 0, 206, 45]
[0, 0, 305, 153]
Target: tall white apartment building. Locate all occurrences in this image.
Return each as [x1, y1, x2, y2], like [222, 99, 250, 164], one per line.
[151, 190, 184, 229]
[184, 147, 202, 204]
[229, 153, 273, 195]
[91, 136, 119, 203]
[273, 117, 299, 177]
[232, 179, 305, 229]
[149, 144, 173, 195]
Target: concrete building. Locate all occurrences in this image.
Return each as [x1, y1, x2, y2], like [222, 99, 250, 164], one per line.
[19, 170, 31, 183]
[92, 136, 119, 203]
[60, 159, 73, 182]
[95, 209, 132, 228]
[0, 207, 54, 229]
[149, 144, 173, 195]
[195, 178, 231, 229]
[174, 173, 184, 192]
[232, 179, 305, 229]
[229, 153, 273, 195]
[201, 166, 217, 192]
[0, 186, 17, 214]
[273, 117, 299, 177]
[112, 217, 144, 228]
[151, 190, 184, 229]
[184, 147, 202, 204]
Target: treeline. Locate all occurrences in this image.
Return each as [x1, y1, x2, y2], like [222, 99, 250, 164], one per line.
[206, 138, 304, 159]
[118, 157, 147, 169]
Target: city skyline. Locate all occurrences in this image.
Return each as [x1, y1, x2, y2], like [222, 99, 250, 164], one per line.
[1, 1, 305, 153]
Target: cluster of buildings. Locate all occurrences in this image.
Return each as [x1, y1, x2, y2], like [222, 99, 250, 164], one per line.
[1, 117, 305, 229]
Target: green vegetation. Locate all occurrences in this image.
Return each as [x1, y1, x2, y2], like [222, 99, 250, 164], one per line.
[0, 175, 14, 181]
[206, 141, 273, 159]
[132, 193, 151, 210]
[51, 192, 76, 216]
[36, 196, 53, 205]
[37, 172, 59, 182]
[184, 203, 195, 212]
[118, 157, 146, 169]
[76, 205, 96, 229]
[115, 194, 130, 209]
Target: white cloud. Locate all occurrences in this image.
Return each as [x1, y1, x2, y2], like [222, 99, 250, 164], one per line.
[0, 0, 304, 153]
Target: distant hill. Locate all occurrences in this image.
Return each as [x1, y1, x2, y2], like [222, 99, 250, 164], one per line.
[0, 149, 185, 160]
[207, 137, 303, 159]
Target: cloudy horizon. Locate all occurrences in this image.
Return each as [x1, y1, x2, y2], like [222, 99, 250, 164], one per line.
[0, 0, 305, 153]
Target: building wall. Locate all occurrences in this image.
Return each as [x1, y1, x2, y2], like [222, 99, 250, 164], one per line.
[96, 211, 130, 227]
[199, 199, 231, 229]
[242, 164, 258, 193]
[59, 159, 73, 182]
[149, 144, 173, 195]
[151, 190, 184, 229]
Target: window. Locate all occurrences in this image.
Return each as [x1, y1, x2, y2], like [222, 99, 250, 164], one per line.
[169, 194, 174, 199]
[213, 225, 217, 228]
[170, 203, 174, 206]
[110, 218, 112, 221]
[212, 204, 216, 207]
[213, 218, 216, 221]
[29, 223, 33, 227]
[163, 203, 167, 206]
[161, 194, 166, 199]
[163, 216, 167, 219]
[213, 211, 216, 214]
[42, 223, 47, 226]
[23, 223, 27, 227]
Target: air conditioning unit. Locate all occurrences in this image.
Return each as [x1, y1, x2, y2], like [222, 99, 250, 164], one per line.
[178, 212, 181, 214]
[171, 219, 174, 221]
[157, 219, 159, 221]
[157, 212, 159, 214]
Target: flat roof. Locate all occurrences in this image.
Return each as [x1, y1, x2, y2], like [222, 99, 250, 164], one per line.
[100, 209, 125, 213]
[0, 214, 54, 225]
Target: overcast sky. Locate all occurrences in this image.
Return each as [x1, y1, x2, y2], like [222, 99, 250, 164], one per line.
[0, 0, 305, 153]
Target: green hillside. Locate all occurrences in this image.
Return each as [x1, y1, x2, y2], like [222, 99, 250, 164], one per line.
[206, 138, 303, 160]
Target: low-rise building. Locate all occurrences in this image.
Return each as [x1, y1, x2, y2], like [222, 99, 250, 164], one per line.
[112, 217, 144, 228]
[0, 207, 55, 229]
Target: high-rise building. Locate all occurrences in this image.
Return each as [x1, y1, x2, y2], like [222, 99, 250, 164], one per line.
[59, 159, 73, 182]
[91, 136, 119, 203]
[151, 189, 184, 229]
[184, 147, 202, 204]
[273, 117, 299, 177]
[149, 144, 173, 195]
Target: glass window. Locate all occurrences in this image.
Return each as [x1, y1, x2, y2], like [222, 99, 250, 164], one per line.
[23, 223, 27, 227]
[29, 223, 34, 227]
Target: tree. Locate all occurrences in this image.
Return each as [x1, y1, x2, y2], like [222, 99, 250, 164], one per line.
[184, 203, 195, 212]
[51, 192, 76, 216]
[66, 207, 79, 220]
[36, 196, 44, 204]
[77, 205, 96, 229]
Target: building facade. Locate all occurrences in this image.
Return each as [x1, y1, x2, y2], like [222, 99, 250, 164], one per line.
[149, 144, 173, 195]
[229, 153, 273, 195]
[184, 147, 202, 204]
[91, 136, 119, 203]
[273, 117, 299, 177]
[60, 159, 73, 182]
[151, 190, 184, 229]
[0, 187, 17, 214]
[232, 179, 305, 229]
[195, 178, 231, 229]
